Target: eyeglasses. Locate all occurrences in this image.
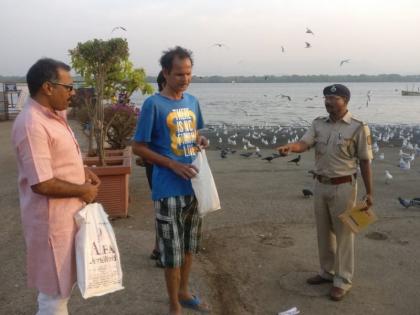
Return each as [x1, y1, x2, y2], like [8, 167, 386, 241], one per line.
[50, 81, 74, 92]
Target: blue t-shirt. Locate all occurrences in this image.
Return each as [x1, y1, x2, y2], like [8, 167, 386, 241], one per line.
[134, 93, 204, 200]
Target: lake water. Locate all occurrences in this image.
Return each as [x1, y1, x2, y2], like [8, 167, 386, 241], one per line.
[132, 82, 420, 127]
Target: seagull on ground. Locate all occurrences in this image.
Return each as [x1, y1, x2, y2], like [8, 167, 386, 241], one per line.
[240, 152, 253, 158]
[399, 158, 411, 170]
[385, 170, 393, 184]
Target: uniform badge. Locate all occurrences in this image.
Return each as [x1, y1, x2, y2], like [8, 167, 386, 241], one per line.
[330, 85, 336, 92]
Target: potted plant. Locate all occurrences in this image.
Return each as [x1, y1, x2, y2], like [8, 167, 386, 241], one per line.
[104, 102, 140, 149]
[69, 38, 153, 217]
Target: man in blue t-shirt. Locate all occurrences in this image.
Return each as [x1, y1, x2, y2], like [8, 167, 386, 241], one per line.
[132, 46, 210, 315]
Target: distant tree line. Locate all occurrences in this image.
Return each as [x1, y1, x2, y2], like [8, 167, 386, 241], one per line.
[149, 74, 420, 83]
[0, 76, 26, 83]
[2, 74, 420, 84]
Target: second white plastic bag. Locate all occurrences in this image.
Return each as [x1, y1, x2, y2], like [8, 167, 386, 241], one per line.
[191, 149, 221, 217]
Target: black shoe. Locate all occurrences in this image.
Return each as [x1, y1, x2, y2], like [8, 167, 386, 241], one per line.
[150, 249, 160, 260]
[306, 275, 333, 285]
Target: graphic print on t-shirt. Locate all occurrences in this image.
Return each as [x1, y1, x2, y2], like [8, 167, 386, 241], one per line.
[166, 108, 198, 157]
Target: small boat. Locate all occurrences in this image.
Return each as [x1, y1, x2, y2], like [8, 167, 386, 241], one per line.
[401, 84, 420, 96]
[401, 90, 420, 96]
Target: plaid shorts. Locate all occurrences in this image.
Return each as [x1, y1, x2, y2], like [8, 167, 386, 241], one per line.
[154, 195, 202, 268]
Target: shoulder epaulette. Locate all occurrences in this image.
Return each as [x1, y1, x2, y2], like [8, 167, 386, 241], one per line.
[350, 116, 366, 125]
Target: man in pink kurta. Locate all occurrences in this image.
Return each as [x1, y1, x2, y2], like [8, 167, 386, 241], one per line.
[12, 58, 100, 315]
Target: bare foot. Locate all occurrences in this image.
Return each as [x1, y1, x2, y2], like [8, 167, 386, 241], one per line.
[169, 303, 182, 315]
[169, 304, 182, 315]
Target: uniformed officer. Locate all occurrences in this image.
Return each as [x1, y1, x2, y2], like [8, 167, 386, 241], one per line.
[277, 84, 373, 301]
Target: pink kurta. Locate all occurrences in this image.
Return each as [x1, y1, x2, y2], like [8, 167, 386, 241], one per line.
[11, 98, 85, 297]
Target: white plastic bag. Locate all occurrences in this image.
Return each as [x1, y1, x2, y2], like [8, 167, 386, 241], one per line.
[191, 150, 221, 217]
[75, 203, 124, 299]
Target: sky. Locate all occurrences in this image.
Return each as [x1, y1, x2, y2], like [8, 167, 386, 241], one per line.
[1, 0, 420, 76]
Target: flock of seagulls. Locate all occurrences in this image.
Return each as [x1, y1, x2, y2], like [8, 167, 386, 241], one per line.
[304, 27, 314, 48]
[207, 124, 420, 202]
[210, 124, 306, 166]
[211, 27, 350, 68]
[209, 28, 377, 110]
[369, 125, 420, 186]
[212, 124, 304, 150]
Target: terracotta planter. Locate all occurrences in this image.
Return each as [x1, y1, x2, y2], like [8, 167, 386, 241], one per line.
[83, 147, 132, 218]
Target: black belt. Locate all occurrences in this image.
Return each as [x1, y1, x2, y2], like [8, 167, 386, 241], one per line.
[315, 173, 356, 185]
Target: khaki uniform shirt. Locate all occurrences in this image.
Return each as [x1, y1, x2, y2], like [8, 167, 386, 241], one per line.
[301, 111, 373, 178]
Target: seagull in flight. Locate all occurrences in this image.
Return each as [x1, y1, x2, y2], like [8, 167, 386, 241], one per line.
[305, 42, 311, 48]
[340, 59, 351, 66]
[111, 26, 127, 33]
[280, 94, 292, 101]
[211, 43, 229, 48]
[306, 27, 315, 35]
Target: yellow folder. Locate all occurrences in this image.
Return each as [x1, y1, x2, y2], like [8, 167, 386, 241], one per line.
[339, 201, 377, 233]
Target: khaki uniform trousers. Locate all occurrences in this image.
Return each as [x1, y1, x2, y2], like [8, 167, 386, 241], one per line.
[313, 179, 357, 291]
